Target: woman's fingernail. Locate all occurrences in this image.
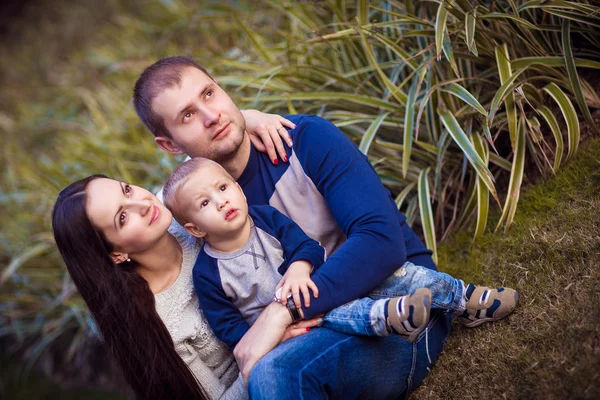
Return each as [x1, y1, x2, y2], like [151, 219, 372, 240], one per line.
[283, 155, 288, 162]
[273, 159, 279, 165]
[305, 328, 310, 332]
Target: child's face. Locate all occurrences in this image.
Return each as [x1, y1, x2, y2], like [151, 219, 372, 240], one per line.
[177, 164, 249, 240]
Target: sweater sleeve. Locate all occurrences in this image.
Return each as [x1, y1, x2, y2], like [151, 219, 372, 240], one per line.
[192, 252, 250, 349]
[292, 115, 411, 317]
[250, 205, 325, 275]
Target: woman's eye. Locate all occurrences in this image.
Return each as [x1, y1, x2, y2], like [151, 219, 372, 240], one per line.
[220, 185, 227, 191]
[124, 184, 132, 197]
[119, 211, 127, 225]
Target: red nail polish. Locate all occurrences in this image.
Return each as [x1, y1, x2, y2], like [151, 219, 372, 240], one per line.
[305, 328, 310, 332]
[273, 159, 279, 165]
[283, 155, 288, 162]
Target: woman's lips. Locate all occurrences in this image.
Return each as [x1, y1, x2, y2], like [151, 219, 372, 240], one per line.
[151, 205, 160, 224]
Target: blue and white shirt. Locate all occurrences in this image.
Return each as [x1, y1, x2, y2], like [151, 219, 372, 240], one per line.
[236, 115, 435, 318]
[193, 205, 325, 349]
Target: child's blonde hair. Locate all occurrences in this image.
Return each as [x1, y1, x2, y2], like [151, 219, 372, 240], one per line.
[163, 158, 235, 226]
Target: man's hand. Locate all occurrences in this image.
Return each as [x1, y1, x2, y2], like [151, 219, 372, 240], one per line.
[241, 109, 296, 164]
[276, 260, 319, 309]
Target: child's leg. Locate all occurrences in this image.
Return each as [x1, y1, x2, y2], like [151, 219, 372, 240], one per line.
[369, 261, 466, 313]
[321, 288, 432, 342]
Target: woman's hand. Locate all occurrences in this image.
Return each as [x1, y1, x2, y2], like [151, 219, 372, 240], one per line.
[280, 317, 322, 344]
[241, 109, 296, 165]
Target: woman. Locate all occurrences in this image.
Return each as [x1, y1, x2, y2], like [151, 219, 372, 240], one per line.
[52, 112, 317, 399]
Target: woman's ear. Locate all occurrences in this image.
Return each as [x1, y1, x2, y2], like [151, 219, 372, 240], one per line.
[184, 223, 207, 239]
[110, 252, 129, 264]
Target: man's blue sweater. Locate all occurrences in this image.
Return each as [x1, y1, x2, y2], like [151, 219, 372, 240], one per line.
[237, 114, 435, 318]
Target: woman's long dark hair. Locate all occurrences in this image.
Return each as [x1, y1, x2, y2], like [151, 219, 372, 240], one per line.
[52, 175, 208, 399]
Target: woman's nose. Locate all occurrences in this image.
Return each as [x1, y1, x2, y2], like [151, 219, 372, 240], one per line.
[129, 200, 152, 215]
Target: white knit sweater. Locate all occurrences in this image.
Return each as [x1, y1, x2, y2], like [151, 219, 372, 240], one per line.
[154, 223, 247, 400]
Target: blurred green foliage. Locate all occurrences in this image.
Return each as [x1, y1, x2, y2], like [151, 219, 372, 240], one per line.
[0, 0, 599, 391]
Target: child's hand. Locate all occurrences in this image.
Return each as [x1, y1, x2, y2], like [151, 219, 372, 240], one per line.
[276, 260, 319, 309]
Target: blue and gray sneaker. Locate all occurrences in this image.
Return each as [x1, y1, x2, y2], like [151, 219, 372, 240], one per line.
[458, 283, 519, 328]
[387, 288, 432, 342]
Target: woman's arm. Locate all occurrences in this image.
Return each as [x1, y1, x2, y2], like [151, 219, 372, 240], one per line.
[241, 110, 296, 164]
[233, 302, 319, 384]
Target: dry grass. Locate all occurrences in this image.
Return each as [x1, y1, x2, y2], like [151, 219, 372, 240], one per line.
[414, 138, 600, 400]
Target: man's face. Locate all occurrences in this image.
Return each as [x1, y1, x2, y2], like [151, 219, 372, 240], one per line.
[151, 67, 246, 162]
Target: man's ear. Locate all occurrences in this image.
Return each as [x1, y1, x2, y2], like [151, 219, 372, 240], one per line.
[155, 136, 185, 155]
[184, 222, 207, 239]
[109, 252, 129, 264]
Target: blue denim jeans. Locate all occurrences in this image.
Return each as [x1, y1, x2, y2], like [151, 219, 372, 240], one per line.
[321, 262, 464, 336]
[248, 309, 453, 399]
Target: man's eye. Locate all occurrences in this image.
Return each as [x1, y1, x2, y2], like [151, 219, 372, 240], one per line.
[183, 112, 192, 121]
[220, 185, 227, 191]
[206, 90, 212, 99]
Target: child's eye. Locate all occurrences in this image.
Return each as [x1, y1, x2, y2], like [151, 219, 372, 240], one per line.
[201, 200, 209, 208]
[220, 184, 227, 191]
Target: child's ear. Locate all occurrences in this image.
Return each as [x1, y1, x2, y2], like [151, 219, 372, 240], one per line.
[184, 222, 207, 239]
[235, 182, 246, 201]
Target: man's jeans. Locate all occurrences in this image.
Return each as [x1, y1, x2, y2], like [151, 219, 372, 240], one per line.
[248, 262, 456, 399]
[248, 309, 453, 399]
[321, 262, 464, 336]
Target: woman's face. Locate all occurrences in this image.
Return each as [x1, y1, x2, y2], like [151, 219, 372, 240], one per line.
[85, 178, 173, 259]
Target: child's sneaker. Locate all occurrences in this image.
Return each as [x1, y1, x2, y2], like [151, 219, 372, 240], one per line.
[458, 283, 518, 328]
[387, 288, 432, 342]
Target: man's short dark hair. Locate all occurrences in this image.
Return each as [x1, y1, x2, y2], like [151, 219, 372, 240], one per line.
[133, 56, 214, 139]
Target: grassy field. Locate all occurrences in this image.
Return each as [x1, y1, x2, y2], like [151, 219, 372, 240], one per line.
[415, 137, 600, 399]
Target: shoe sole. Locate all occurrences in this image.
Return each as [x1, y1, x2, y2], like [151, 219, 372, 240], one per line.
[406, 291, 431, 342]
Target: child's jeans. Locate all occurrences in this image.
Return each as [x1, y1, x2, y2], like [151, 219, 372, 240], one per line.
[320, 261, 465, 336]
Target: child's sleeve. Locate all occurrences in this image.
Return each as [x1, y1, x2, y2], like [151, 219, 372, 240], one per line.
[250, 205, 325, 275]
[192, 253, 250, 349]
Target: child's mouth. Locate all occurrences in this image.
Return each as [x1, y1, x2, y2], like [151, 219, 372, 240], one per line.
[225, 209, 238, 221]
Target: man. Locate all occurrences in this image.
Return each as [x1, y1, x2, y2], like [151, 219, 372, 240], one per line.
[133, 56, 453, 399]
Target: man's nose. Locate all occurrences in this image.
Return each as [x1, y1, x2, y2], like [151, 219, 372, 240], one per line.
[203, 106, 220, 128]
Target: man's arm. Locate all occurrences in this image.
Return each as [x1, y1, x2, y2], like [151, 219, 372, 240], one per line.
[192, 256, 250, 349]
[291, 115, 428, 317]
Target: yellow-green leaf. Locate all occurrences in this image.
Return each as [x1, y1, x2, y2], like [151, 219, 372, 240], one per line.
[418, 167, 437, 265]
[543, 83, 580, 160]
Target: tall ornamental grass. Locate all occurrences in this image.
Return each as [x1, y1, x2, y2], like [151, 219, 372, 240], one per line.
[0, 0, 598, 384]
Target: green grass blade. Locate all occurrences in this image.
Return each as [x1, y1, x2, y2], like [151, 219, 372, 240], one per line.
[465, 11, 478, 56]
[495, 44, 517, 147]
[472, 134, 490, 239]
[435, 2, 448, 60]
[394, 181, 417, 210]
[418, 167, 437, 265]
[537, 105, 564, 172]
[441, 83, 487, 116]
[245, 92, 402, 111]
[543, 83, 580, 160]
[233, 14, 275, 64]
[562, 19, 598, 133]
[358, 0, 368, 25]
[438, 107, 499, 205]
[512, 56, 600, 70]
[495, 118, 527, 232]
[403, 67, 426, 178]
[359, 112, 389, 155]
[488, 68, 526, 124]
